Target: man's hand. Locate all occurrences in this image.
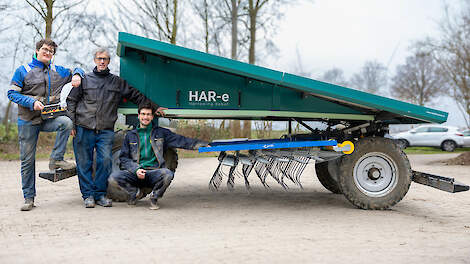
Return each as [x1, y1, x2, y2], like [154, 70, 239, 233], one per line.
[71, 129, 76, 137]
[136, 169, 146, 179]
[33, 101, 45, 111]
[155, 107, 167, 116]
[71, 74, 81, 88]
[194, 140, 210, 150]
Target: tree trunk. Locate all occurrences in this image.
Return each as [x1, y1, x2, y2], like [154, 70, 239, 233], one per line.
[204, 0, 209, 53]
[248, 0, 256, 65]
[230, 0, 238, 60]
[3, 101, 12, 134]
[170, 0, 178, 44]
[45, 0, 53, 38]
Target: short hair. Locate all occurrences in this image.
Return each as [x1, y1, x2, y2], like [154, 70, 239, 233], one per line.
[93, 47, 111, 59]
[36, 39, 57, 54]
[138, 102, 156, 114]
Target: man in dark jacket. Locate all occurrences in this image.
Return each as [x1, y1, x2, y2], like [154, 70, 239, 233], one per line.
[108, 103, 208, 210]
[67, 48, 165, 208]
[8, 38, 84, 211]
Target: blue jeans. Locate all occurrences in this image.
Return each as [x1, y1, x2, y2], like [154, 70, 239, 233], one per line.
[19, 116, 73, 199]
[73, 126, 114, 200]
[109, 168, 174, 199]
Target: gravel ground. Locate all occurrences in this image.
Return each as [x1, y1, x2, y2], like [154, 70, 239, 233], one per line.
[0, 154, 469, 264]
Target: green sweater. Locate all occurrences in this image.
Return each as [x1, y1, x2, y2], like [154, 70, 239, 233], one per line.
[137, 123, 158, 169]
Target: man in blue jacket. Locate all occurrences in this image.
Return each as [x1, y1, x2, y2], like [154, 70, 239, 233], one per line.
[108, 103, 208, 210]
[8, 39, 84, 211]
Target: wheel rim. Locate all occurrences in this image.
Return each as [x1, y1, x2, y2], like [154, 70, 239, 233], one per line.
[443, 141, 454, 151]
[353, 152, 398, 197]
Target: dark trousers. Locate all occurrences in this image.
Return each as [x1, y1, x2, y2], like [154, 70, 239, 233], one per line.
[73, 126, 114, 200]
[109, 168, 174, 199]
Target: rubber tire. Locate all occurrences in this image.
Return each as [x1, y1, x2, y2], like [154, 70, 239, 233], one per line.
[315, 159, 342, 194]
[337, 137, 412, 210]
[441, 140, 456, 152]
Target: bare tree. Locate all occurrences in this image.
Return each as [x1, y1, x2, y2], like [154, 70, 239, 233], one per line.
[23, 0, 87, 40]
[115, 0, 180, 44]
[427, 2, 470, 127]
[321, 67, 348, 86]
[390, 49, 446, 106]
[350, 60, 388, 94]
[191, 0, 228, 55]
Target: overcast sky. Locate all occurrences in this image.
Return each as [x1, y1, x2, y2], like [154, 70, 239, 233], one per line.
[268, 0, 466, 127]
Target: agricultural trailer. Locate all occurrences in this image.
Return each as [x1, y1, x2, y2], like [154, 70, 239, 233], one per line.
[112, 32, 469, 210]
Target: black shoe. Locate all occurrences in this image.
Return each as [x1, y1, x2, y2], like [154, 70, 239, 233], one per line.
[20, 198, 35, 211]
[84, 196, 95, 208]
[96, 196, 112, 207]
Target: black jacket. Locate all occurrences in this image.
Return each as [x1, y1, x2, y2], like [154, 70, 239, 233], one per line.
[67, 68, 157, 130]
[120, 126, 203, 174]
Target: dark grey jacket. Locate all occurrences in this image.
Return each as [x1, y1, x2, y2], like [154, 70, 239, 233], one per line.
[67, 68, 157, 130]
[120, 125, 203, 173]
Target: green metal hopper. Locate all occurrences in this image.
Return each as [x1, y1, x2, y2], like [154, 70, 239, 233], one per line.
[117, 32, 447, 124]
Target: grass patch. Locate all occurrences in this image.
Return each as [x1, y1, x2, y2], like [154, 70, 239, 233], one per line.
[404, 147, 470, 154]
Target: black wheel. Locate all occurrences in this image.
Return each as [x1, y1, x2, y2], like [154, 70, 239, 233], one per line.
[396, 139, 409, 149]
[441, 140, 456, 152]
[315, 159, 342, 194]
[337, 137, 412, 210]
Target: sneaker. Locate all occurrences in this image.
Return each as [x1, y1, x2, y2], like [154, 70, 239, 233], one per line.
[96, 196, 112, 207]
[20, 198, 35, 211]
[49, 159, 76, 171]
[84, 196, 95, 208]
[149, 198, 159, 210]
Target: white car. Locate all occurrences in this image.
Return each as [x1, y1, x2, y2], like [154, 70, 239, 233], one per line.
[392, 125, 465, 152]
[463, 130, 470, 147]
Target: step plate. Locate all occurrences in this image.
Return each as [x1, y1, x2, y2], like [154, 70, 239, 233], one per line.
[39, 168, 77, 182]
[412, 171, 469, 193]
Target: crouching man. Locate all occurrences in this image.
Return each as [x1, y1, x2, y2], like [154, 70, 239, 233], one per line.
[109, 103, 208, 210]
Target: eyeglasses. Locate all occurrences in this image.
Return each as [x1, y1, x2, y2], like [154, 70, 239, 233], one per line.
[95, 57, 110, 62]
[40, 47, 55, 54]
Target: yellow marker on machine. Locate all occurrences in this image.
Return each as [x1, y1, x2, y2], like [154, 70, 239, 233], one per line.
[324, 140, 354, 154]
[337, 141, 354, 154]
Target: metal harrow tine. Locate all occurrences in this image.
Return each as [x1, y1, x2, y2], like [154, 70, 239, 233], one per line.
[209, 152, 228, 191]
[241, 164, 254, 190]
[276, 157, 298, 186]
[254, 156, 270, 188]
[239, 154, 255, 190]
[264, 156, 288, 190]
[293, 155, 310, 187]
[209, 163, 223, 191]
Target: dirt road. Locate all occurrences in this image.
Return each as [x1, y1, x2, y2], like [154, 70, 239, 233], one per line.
[1, 154, 469, 263]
